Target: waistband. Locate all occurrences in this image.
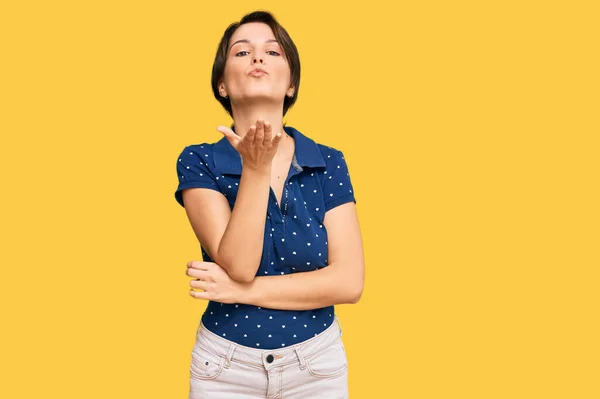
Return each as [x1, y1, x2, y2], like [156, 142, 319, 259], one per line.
[195, 316, 343, 371]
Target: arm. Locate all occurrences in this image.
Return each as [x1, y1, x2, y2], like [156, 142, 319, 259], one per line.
[181, 121, 281, 283]
[183, 165, 270, 284]
[238, 202, 365, 310]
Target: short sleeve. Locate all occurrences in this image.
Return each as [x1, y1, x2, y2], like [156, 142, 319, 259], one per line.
[323, 150, 357, 212]
[174, 145, 220, 207]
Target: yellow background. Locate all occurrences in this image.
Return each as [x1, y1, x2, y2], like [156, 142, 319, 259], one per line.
[1, 1, 598, 397]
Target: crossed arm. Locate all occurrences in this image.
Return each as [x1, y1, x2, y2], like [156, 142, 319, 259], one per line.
[182, 187, 365, 310]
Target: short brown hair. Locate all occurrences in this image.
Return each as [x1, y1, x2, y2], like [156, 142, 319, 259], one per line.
[211, 10, 301, 119]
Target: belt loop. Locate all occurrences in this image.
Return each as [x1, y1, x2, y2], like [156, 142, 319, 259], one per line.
[294, 347, 307, 370]
[336, 317, 343, 337]
[224, 343, 236, 368]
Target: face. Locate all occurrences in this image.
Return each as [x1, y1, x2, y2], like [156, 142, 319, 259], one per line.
[219, 22, 294, 104]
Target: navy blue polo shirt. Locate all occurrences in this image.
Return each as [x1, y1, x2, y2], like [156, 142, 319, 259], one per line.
[174, 125, 356, 349]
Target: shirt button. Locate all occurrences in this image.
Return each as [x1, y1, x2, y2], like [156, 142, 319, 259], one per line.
[266, 354, 274, 363]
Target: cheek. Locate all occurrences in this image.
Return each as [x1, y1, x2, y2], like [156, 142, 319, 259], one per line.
[271, 68, 291, 89]
[275, 63, 291, 80]
[223, 61, 245, 85]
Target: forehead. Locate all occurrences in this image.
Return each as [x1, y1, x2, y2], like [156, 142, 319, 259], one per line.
[230, 22, 277, 44]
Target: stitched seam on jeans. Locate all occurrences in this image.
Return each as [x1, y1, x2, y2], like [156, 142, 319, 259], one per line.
[227, 354, 305, 369]
[303, 339, 342, 361]
[190, 354, 209, 372]
[278, 366, 283, 397]
[189, 365, 223, 381]
[195, 341, 227, 360]
[228, 358, 265, 370]
[303, 342, 347, 378]
[306, 362, 348, 379]
[190, 357, 225, 381]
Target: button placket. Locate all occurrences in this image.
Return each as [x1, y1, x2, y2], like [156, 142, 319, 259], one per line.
[281, 184, 290, 226]
[268, 194, 284, 233]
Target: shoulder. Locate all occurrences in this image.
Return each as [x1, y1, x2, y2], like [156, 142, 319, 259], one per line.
[177, 142, 217, 159]
[316, 143, 341, 158]
[314, 143, 350, 173]
[175, 141, 222, 183]
[174, 142, 223, 206]
[176, 142, 221, 169]
[314, 143, 356, 209]
[314, 142, 346, 165]
[286, 125, 346, 166]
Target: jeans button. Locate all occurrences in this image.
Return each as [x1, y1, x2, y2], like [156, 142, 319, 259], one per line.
[266, 354, 274, 363]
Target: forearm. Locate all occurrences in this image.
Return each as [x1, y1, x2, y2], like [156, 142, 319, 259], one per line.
[217, 166, 270, 282]
[240, 263, 363, 310]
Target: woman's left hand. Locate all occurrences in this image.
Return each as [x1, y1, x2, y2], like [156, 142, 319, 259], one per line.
[186, 260, 247, 304]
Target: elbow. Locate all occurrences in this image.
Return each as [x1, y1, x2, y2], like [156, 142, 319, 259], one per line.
[348, 286, 363, 304]
[230, 272, 256, 284]
[333, 262, 364, 304]
[215, 250, 259, 283]
[227, 262, 258, 283]
[347, 266, 364, 304]
[346, 281, 364, 304]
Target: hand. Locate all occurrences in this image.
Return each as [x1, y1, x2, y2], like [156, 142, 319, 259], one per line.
[216, 119, 283, 172]
[186, 260, 247, 304]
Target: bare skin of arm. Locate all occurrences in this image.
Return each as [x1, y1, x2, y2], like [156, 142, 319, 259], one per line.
[187, 202, 365, 310]
[183, 120, 282, 283]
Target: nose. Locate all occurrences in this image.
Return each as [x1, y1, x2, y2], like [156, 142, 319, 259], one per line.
[252, 56, 264, 64]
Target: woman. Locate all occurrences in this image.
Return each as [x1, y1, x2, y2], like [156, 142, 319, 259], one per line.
[175, 10, 365, 398]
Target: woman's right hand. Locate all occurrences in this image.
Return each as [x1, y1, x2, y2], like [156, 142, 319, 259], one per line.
[216, 119, 283, 172]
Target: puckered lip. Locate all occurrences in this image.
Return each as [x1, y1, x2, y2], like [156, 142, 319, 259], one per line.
[248, 67, 268, 75]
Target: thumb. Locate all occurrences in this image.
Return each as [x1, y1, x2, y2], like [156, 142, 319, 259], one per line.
[216, 125, 241, 148]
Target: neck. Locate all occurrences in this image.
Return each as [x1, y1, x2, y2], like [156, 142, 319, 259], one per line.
[230, 100, 292, 158]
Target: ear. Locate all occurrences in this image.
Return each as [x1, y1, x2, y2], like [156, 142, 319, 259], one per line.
[218, 81, 228, 98]
[287, 86, 295, 97]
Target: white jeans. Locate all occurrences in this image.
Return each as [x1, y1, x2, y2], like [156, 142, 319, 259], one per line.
[189, 316, 348, 398]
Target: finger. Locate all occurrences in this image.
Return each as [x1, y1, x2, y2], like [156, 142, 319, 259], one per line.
[254, 119, 265, 144]
[216, 125, 241, 140]
[190, 289, 210, 300]
[190, 279, 209, 290]
[245, 124, 257, 145]
[187, 261, 210, 271]
[187, 268, 210, 279]
[271, 130, 283, 146]
[264, 120, 272, 144]
[216, 126, 241, 147]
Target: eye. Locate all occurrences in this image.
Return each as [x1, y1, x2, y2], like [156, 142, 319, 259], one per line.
[236, 50, 280, 57]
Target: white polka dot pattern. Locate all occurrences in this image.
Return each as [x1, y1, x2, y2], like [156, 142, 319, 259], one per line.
[173, 126, 355, 349]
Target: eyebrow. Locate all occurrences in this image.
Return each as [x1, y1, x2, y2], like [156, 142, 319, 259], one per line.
[229, 39, 279, 52]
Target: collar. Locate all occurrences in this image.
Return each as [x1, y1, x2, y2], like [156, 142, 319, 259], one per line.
[213, 125, 326, 175]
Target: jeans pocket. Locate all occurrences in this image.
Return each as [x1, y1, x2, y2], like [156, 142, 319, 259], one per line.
[189, 344, 225, 381]
[305, 339, 348, 379]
